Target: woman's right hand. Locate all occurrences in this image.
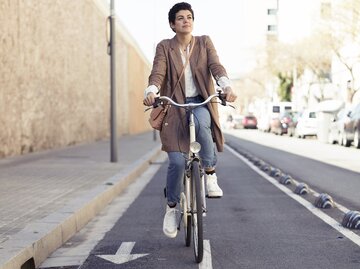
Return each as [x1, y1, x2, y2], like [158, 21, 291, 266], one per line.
[143, 92, 156, 106]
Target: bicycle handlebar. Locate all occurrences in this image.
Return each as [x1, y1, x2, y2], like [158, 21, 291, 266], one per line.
[151, 90, 232, 110]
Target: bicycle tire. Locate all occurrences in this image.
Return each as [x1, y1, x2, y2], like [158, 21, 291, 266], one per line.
[191, 160, 203, 263]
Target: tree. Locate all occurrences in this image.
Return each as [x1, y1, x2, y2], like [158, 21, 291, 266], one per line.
[260, 34, 332, 102]
[321, 0, 360, 103]
[277, 72, 293, 102]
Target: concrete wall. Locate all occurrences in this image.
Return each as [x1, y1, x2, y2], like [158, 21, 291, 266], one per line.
[0, 0, 152, 158]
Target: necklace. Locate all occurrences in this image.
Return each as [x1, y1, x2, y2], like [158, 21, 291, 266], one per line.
[180, 46, 188, 57]
[180, 42, 190, 56]
[180, 44, 188, 51]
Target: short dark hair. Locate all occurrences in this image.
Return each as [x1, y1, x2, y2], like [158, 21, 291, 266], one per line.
[168, 2, 194, 24]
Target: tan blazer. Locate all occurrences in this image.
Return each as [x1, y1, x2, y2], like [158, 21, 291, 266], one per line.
[148, 35, 228, 153]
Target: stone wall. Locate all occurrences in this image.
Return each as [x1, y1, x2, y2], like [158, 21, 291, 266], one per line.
[0, 0, 152, 158]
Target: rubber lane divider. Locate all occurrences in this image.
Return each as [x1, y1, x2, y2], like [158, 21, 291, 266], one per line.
[225, 144, 360, 245]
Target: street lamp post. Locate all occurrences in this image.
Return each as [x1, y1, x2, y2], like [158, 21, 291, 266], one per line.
[109, 0, 118, 162]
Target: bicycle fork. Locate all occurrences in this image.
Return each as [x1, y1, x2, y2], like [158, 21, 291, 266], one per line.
[187, 111, 207, 216]
[188, 112, 207, 216]
[200, 172, 207, 217]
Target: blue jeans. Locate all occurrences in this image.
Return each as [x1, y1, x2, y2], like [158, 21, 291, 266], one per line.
[166, 95, 217, 205]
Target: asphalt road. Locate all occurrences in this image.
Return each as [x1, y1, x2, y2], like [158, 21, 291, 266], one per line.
[40, 130, 360, 269]
[224, 129, 360, 210]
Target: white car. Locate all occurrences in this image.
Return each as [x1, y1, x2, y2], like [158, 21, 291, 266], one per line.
[295, 109, 318, 138]
[328, 108, 351, 144]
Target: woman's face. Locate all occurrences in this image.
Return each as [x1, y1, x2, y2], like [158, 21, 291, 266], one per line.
[171, 10, 193, 34]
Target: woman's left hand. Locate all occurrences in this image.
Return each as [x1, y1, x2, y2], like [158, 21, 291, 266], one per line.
[223, 87, 237, 102]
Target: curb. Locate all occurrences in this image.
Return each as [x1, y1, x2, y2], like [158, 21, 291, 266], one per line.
[0, 145, 162, 269]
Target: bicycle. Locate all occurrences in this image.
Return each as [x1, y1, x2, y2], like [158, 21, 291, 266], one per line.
[151, 90, 231, 263]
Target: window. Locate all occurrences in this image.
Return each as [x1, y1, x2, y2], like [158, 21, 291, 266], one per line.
[267, 9, 277, 15]
[351, 104, 360, 118]
[321, 3, 331, 20]
[267, 25, 277, 32]
[272, 106, 280, 113]
[309, 112, 316, 118]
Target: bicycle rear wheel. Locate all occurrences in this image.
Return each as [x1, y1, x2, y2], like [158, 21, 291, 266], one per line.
[191, 160, 203, 263]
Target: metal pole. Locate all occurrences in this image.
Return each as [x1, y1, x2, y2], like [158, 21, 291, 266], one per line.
[110, 0, 118, 162]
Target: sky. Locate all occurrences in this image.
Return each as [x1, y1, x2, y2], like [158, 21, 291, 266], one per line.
[114, 0, 316, 78]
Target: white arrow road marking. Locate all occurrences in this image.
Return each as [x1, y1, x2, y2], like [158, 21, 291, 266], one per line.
[97, 242, 148, 264]
[199, 240, 213, 269]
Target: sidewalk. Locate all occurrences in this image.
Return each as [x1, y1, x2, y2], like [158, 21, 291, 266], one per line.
[0, 131, 162, 269]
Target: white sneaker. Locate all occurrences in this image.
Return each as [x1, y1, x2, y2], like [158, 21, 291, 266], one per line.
[163, 205, 178, 238]
[206, 173, 223, 198]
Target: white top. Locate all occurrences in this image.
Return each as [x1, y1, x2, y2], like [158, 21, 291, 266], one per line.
[180, 45, 198, 97]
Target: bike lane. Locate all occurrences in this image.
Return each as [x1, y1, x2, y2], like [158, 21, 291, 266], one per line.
[204, 146, 360, 269]
[41, 147, 360, 269]
[78, 161, 201, 269]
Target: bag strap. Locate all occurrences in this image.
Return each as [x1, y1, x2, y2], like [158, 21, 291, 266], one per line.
[170, 36, 195, 99]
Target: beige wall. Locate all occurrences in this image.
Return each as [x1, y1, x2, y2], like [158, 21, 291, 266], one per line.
[0, 0, 152, 158]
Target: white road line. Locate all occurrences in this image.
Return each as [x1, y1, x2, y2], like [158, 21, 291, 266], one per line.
[335, 202, 351, 214]
[199, 240, 212, 269]
[225, 144, 360, 247]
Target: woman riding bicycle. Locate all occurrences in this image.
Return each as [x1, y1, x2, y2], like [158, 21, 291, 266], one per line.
[143, 2, 237, 238]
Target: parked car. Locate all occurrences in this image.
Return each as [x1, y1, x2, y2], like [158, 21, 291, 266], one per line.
[328, 108, 351, 145]
[232, 114, 244, 129]
[286, 111, 300, 137]
[257, 115, 271, 132]
[269, 111, 297, 136]
[269, 115, 282, 135]
[242, 115, 257, 129]
[222, 114, 236, 129]
[343, 103, 360, 148]
[295, 109, 318, 138]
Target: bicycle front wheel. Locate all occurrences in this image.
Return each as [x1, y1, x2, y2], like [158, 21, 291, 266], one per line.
[180, 191, 191, 247]
[191, 160, 203, 263]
